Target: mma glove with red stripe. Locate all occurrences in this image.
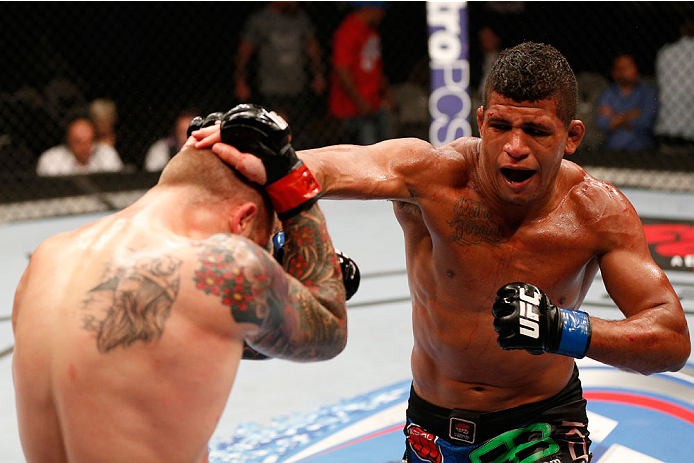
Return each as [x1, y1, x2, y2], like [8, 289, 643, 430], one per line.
[219, 104, 323, 220]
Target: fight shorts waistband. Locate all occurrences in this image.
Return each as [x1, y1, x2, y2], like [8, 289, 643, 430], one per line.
[406, 365, 584, 446]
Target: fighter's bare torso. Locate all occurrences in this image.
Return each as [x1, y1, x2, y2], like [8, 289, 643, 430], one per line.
[12, 204, 253, 462]
[391, 138, 613, 411]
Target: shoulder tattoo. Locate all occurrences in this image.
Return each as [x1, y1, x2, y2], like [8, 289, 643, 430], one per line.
[447, 198, 509, 246]
[81, 255, 183, 353]
[192, 235, 281, 327]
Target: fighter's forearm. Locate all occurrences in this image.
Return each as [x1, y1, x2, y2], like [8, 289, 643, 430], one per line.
[281, 205, 346, 320]
[299, 139, 421, 200]
[587, 307, 690, 375]
[299, 144, 358, 193]
[248, 204, 347, 362]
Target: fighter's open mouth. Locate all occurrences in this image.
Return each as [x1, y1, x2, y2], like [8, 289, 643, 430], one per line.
[501, 168, 535, 183]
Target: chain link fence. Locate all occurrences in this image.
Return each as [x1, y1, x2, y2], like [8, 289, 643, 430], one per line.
[1, 2, 693, 222]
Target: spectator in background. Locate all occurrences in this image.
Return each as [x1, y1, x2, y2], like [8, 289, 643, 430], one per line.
[477, 26, 501, 97]
[88, 98, 118, 148]
[329, 1, 393, 145]
[655, 18, 694, 147]
[144, 110, 197, 172]
[471, 26, 502, 137]
[36, 118, 123, 176]
[596, 53, 657, 151]
[234, 1, 325, 148]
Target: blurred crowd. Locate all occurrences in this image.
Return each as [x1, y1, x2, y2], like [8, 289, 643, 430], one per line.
[1, 2, 693, 182]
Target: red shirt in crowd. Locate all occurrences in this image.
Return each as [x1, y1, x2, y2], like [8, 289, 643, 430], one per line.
[329, 12, 384, 118]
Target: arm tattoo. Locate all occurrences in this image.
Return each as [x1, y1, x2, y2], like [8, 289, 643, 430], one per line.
[81, 255, 182, 353]
[191, 207, 346, 361]
[282, 206, 344, 314]
[447, 198, 509, 246]
[266, 206, 346, 359]
[192, 235, 279, 327]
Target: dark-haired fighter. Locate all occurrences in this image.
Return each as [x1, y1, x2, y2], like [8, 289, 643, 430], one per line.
[12, 113, 348, 462]
[192, 42, 690, 462]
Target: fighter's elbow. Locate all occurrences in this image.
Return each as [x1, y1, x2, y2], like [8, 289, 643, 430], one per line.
[314, 325, 348, 361]
[668, 335, 691, 373]
[667, 321, 692, 371]
[636, 334, 691, 376]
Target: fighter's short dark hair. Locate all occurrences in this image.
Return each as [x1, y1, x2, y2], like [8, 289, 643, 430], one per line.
[483, 42, 578, 127]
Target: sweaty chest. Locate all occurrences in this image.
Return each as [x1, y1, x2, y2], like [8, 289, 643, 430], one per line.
[395, 197, 597, 309]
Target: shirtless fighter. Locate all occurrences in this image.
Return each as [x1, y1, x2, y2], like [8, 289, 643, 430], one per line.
[12, 109, 353, 462]
[191, 42, 691, 462]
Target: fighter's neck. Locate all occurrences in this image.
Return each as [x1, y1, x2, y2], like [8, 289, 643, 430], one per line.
[127, 186, 232, 240]
[472, 166, 565, 228]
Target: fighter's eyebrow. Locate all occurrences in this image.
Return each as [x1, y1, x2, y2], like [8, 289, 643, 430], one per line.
[486, 115, 510, 124]
[486, 116, 552, 132]
[522, 121, 553, 132]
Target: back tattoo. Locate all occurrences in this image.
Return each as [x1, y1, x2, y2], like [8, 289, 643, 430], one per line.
[81, 255, 183, 353]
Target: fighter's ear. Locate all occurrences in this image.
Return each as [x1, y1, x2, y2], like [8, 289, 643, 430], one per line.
[230, 202, 258, 236]
[564, 120, 585, 156]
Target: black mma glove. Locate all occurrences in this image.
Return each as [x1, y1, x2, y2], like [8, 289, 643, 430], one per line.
[219, 104, 323, 220]
[335, 248, 360, 301]
[492, 282, 591, 358]
[271, 231, 359, 300]
[187, 117, 204, 137]
[186, 111, 224, 137]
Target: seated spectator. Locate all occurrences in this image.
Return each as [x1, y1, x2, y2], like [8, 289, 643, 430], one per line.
[144, 110, 197, 172]
[88, 98, 118, 148]
[596, 54, 658, 151]
[36, 118, 124, 176]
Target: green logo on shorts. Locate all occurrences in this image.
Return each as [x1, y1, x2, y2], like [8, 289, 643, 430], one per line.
[469, 422, 559, 463]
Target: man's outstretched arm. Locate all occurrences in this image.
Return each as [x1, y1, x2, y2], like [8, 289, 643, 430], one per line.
[188, 120, 442, 201]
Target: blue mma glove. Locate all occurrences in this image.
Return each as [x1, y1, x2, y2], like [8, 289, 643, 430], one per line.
[272, 230, 285, 264]
[492, 282, 591, 358]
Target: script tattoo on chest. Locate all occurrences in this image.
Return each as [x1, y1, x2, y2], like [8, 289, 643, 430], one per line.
[447, 198, 509, 246]
[81, 255, 183, 353]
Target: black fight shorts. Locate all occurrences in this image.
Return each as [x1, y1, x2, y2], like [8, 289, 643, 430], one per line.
[403, 365, 592, 463]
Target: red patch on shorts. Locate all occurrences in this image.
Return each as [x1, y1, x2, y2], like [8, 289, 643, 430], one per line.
[407, 424, 442, 463]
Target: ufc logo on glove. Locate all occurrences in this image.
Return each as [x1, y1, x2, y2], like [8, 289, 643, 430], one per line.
[492, 282, 592, 358]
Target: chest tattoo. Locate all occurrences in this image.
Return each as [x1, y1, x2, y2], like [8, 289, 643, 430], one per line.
[447, 198, 509, 247]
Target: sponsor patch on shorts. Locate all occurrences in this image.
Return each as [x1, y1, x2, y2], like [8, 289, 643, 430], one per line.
[449, 417, 476, 444]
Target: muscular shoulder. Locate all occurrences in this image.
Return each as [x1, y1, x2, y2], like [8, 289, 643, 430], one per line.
[398, 136, 477, 194]
[562, 161, 643, 250]
[191, 233, 280, 285]
[188, 234, 286, 324]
